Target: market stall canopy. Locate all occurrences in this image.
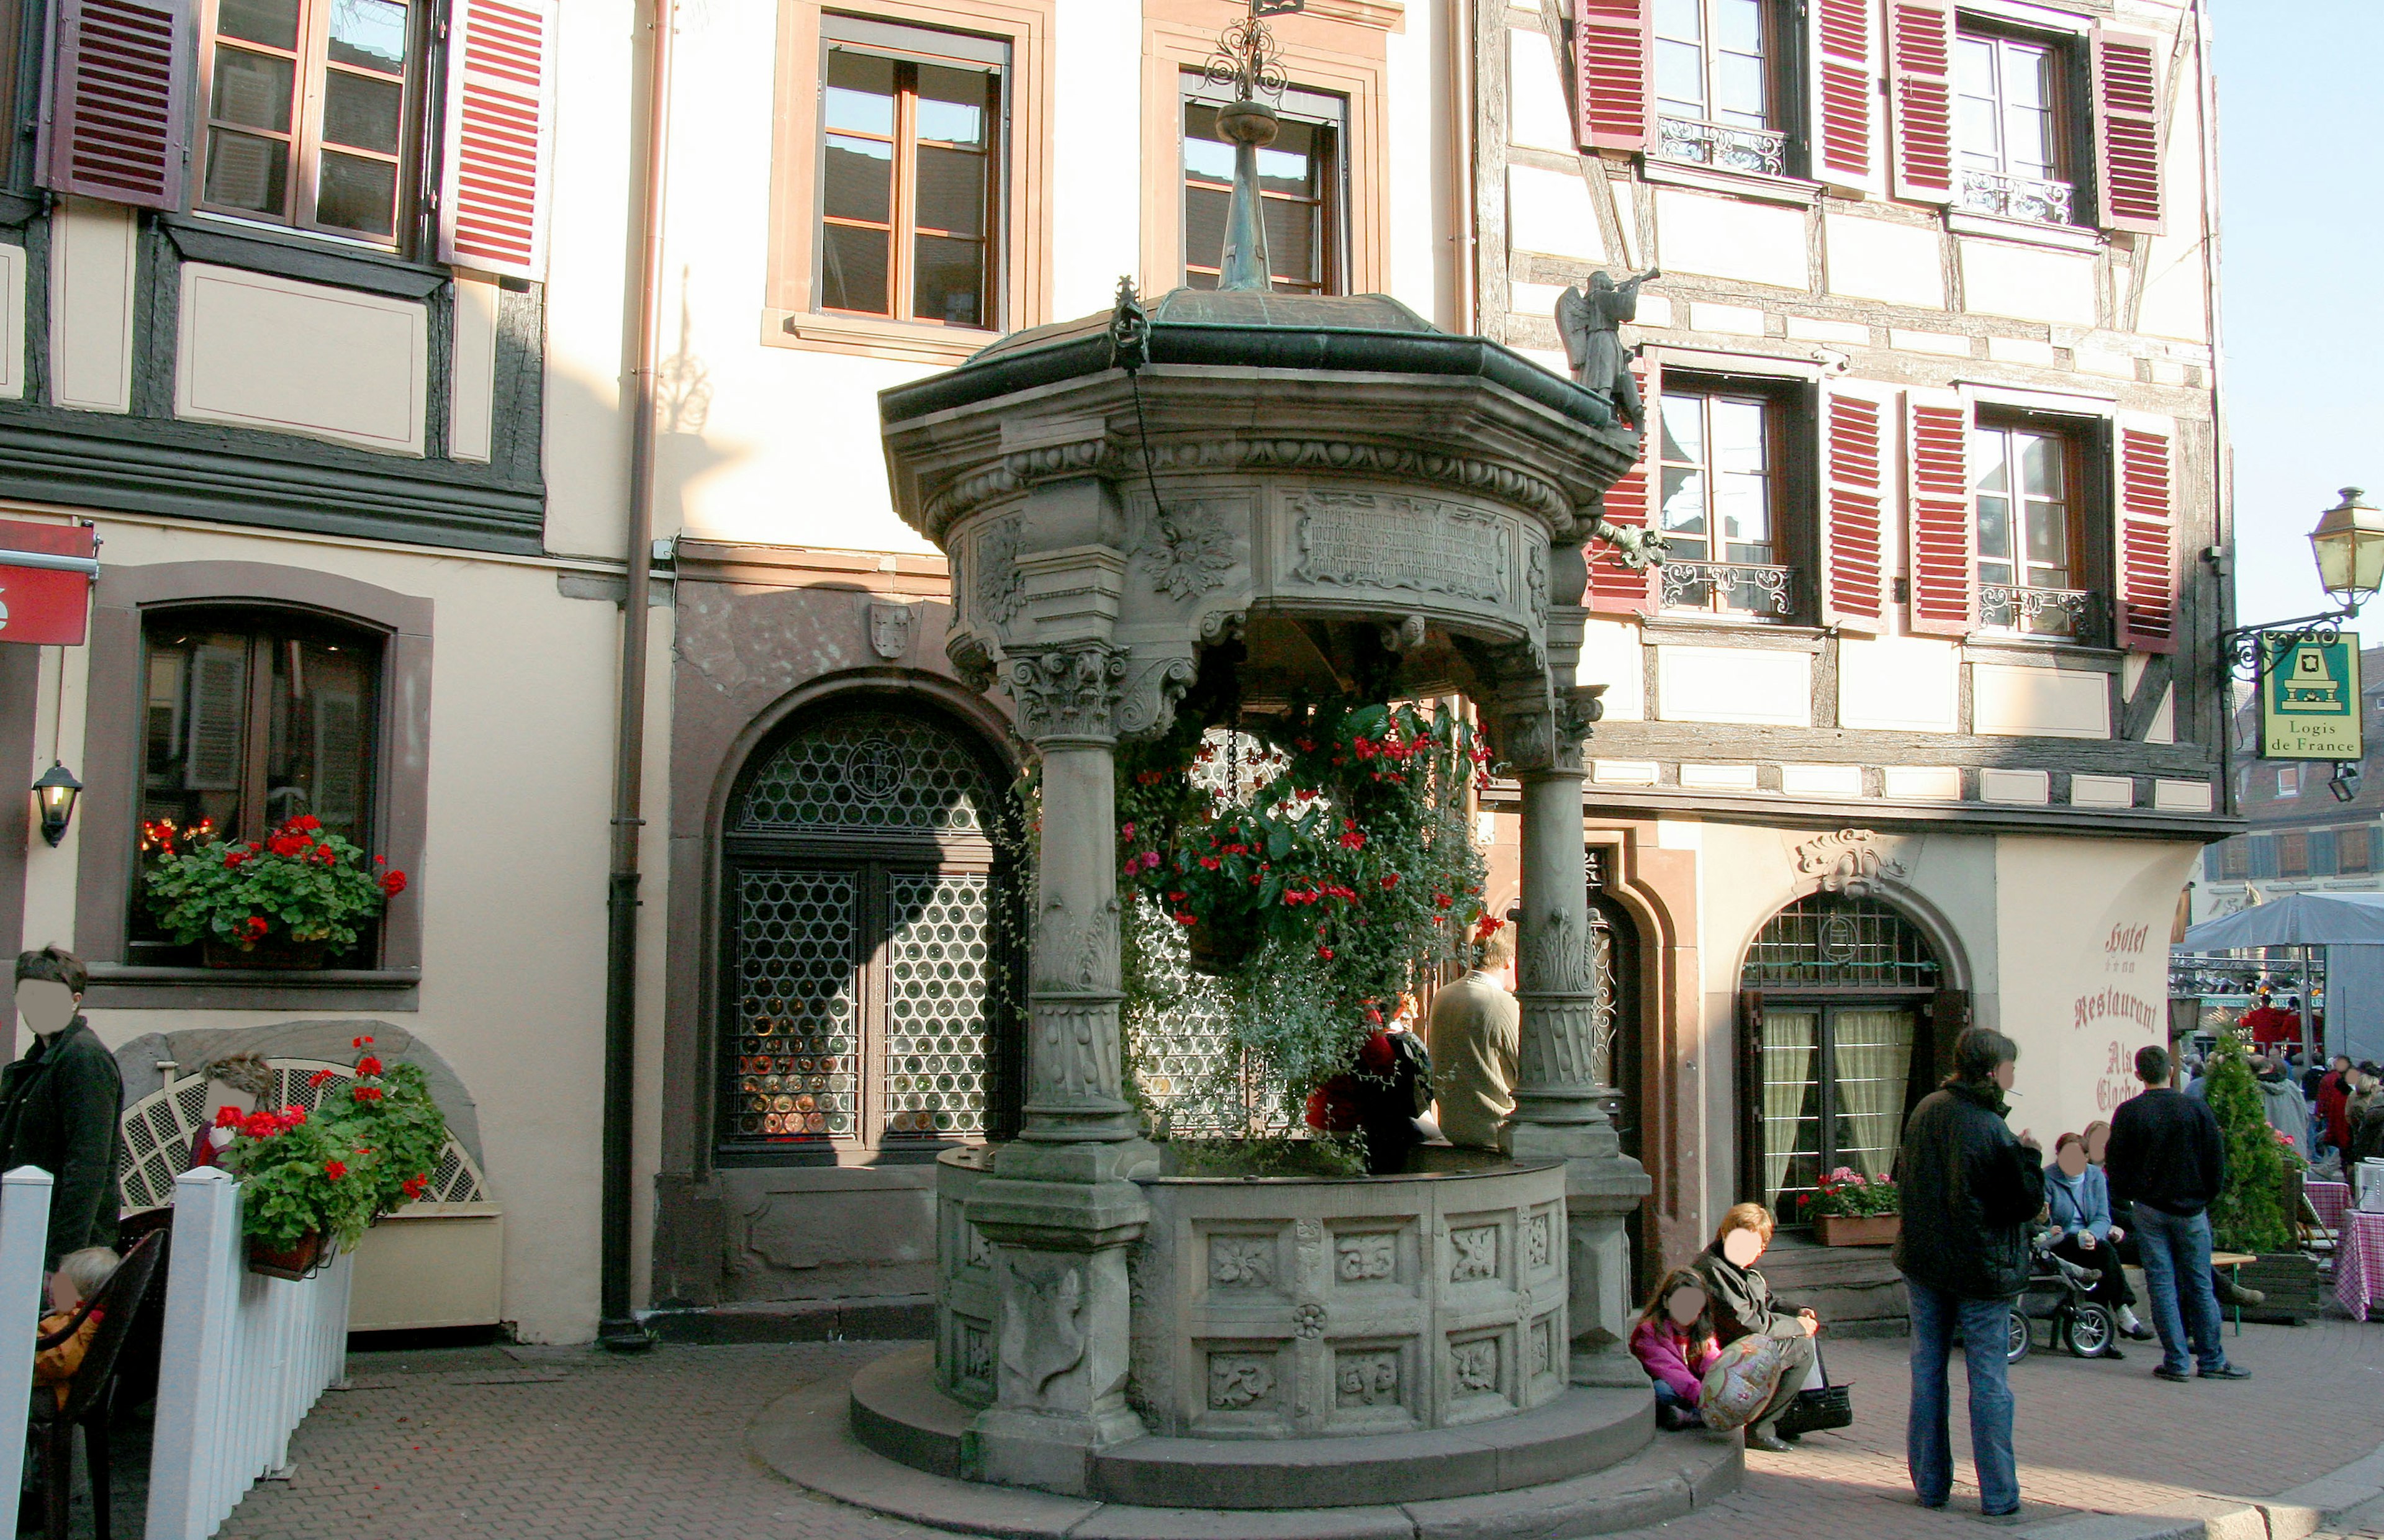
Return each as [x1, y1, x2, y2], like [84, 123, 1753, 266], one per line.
[2178, 890, 2384, 950]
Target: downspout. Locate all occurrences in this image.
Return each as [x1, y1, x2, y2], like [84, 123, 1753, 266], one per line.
[600, 0, 675, 1352]
[1446, 0, 1476, 334]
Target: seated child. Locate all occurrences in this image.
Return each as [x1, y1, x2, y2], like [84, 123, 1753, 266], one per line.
[1630, 1268, 1721, 1431]
[34, 1248, 118, 1410]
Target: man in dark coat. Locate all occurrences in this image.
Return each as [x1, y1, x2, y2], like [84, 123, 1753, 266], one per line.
[2105, 1042, 2244, 1383]
[0, 948, 123, 1269]
[1892, 1027, 2043, 1520]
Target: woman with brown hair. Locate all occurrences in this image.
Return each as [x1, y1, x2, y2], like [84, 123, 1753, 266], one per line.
[1690, 1202, 1818, 1451]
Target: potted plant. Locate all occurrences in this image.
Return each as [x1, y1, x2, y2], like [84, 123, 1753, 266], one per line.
[1797, 1166, 1902, 1246]
[2203, 1034, 2323, 1323]
[143, 814, 407, 969]
[218, 1035, 450, 1278]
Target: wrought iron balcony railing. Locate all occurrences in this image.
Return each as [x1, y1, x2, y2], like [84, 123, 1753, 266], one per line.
[1655, 115, 1789, 179]
[1660, 560, 1797, 619]
[1957, 169, 2075, 228]
[1978, 584, 2106, 646]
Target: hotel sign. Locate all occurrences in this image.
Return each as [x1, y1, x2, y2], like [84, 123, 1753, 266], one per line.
[2260, 636, 2362, 760]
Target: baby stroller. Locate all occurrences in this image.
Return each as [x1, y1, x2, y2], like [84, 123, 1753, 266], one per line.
[2005, 1229, 2118, 1362]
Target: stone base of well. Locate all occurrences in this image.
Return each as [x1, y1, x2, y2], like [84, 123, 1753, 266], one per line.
[758, 1344, 1743, 1538]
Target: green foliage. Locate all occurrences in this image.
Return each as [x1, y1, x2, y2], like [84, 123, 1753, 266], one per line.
[2203, 1032, 2294, 1254]
[217, 1036, 451, 1253]
[1795, 1167, 1900, 1219]
[144, 815, 406, 953]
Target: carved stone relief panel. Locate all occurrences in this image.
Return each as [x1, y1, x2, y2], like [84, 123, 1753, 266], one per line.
[1206, 1349, 1282, 1412]
[1528, 1314, 1557, 1384]
[1334, 1348, 1403, 1410]
[1448, 1224, 1499, 1284]
[955, 1315, 995, 1395]
[1333, 1230, 1400, 1286]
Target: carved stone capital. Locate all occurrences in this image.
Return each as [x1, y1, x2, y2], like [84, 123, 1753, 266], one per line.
[1794, 828, 1907, 896]
[1486, 685, 1604, 775]
[1008, 644, 1128, 744]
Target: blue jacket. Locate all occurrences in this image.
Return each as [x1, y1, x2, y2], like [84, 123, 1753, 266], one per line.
[2044, 1161, 2113, 1242]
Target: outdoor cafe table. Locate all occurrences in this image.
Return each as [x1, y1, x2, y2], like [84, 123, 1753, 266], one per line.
[2337, 1209, 2384, 1322]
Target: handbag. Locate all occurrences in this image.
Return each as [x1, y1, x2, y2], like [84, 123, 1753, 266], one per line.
[1697, 1335, 1786, 1431]
[1771, 1341, 1853, 1438]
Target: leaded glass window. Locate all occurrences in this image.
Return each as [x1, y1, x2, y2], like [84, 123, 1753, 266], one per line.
[719, 705, 1018, 1161]
[1740, 894, 1941, 992]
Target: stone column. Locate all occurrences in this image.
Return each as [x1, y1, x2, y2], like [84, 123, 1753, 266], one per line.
[1492, 668, 1652, 1390]
[964, 639, 1155, 1493]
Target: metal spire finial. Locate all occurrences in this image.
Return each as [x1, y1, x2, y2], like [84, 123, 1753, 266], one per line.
[1203, 1, 1303, 291]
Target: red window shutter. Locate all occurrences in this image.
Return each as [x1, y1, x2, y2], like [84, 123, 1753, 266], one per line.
[2114, 421, 2177, 653]
[1886, 1, 1954, 205]
[1587, 358, 1658, 615]
[1820, 386, 1887, 632]
[440, 0, 559, 279]
[1574, 0, 1652, 153]
[1904, 389, 1971, 636]
[1808, 0, 1881, 199]
[2092, 28, 2165, 235]
[40, 0, 189, 209]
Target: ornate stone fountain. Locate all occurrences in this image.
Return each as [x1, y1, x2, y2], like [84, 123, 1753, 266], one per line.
[777, 6, 1735, 1530]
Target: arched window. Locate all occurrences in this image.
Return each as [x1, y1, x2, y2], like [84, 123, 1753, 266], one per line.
[1737, 894, 1952, 1217]
[717, 703, 1020, 1162]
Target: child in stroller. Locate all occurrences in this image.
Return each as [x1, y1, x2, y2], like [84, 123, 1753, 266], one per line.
[2005, 1225, 2123, 1362]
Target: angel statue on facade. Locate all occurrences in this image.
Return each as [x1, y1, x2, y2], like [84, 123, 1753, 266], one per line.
[1558, 268, 1668, 570]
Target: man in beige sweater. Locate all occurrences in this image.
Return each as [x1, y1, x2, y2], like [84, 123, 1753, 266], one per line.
[1425, 924, 1519, 1149]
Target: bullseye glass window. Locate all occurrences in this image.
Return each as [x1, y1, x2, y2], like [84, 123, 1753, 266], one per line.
[720, 706, 1016, 1161]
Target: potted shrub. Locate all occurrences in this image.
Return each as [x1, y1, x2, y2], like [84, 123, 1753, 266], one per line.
[218, 1035, 450, 1278]
[143, 815, 407, 969]
[1797, 1167, 1902, 1246]
[2203, 1033, 2323, 1323]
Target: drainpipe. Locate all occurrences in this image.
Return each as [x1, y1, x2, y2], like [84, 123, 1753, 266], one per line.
[600, 0, 675, 1353]
[2189, 0, 2234, 816]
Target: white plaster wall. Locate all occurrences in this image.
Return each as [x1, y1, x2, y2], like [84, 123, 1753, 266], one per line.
[174, 265, 428, 456]
[1839, 637, 1959, 732]
[47, 200, 135, 415]
[1971, 662, 2111, 739]
[1507, 165, 1603, 263]
[2133, 24, 2211, 344]
[24, 518, 666, 1344]
[1506, 25, 1572, 153]
[449, 276, 500, 464]
[1384, 4, 1452, 323]
[1655, 646, 1810, 726]
[1576, 619, 1643, 721]
[1052, 0, 1143, 318]
[1822, 214, 1943, 310]
[1958, 240, 2097, 326]
[1651, 191, 1806, 290]
[0, 243, 22, 400]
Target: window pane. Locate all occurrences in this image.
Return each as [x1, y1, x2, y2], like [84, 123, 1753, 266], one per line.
[1653, 0, 1703, 42]
[264, 634, 377, 843]
[913, 63, 987, 147]
[1659, 467, 1708, 551]
[218, 0, 299, 52]
[2003, 42, 2052, 109]
[315, 149, 397, 236]
[1715, 50, 1766, 127]
[1971, 428, 2009, 493]
[821, 222, 892, 313]
[323, 69, 403, 155]
[1654, 38, 1707, 118]
[2024, 501, 2068, 569]
[913, 235, 985, 325]
[212, 46, 294, 133]
[1977, 497, 2012, 560]
[1183, 104, 1233, 181]
[1184, 183, 1228, 271]
[1955, 35, 1997, 100]
[1262, 195, 1317, 285]
[823, 48, 896, 136]
[1659, 393, 1704, 466]
[2005, 103, 2054, 178]
[327, 0, 408, 73]
[2018, 432, 2061, 495]
[1713, 0, 1761, 53]
[823, 135, 893, 223]
[142, 631, 248, 845]
[914, 145, 985, 236]
[1258, 128, 1317, 197]
[205, 129, 289, 213]
[1711, 398, 1766, 472]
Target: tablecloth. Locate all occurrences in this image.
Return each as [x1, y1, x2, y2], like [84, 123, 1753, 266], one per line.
[2336, 1209, 2384, 1322]
[2310, 1179, 2351, 1232]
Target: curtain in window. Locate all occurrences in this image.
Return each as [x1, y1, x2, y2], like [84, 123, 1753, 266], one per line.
[1761, 1008, 1821, 1207]
[1830, 1008, 1915, 1180]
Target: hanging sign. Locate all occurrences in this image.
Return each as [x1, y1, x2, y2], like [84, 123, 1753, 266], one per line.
[0, 521, 98, 647]
[2260, 634, 2362, 760]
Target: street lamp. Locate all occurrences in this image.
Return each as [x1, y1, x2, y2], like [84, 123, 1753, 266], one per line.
[31, 760, 80, 848]
[2309, 486, 2384, 613]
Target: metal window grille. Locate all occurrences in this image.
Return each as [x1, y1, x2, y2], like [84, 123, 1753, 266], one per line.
[1740, 895, 1941, 991]
[735, 710, 993, 834]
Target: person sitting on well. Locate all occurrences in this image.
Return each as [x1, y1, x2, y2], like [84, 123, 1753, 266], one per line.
[1691, 1202, 1818, 1452]
[1630, 1269, 1721, 1431]
[34, 1246, 117, 1409]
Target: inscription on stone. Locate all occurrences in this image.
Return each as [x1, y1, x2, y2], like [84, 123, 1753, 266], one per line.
[1335, 1232, 1397, 1282]
[1288, 492, 1510, 607]
[1335, 1350, 1401, 1408]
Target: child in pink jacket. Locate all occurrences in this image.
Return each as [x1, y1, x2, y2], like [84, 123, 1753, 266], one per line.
[1630, 1268, 1722, 1430]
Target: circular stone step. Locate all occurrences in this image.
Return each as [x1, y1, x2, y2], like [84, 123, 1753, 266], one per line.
[750, 1351, 1745, 1540]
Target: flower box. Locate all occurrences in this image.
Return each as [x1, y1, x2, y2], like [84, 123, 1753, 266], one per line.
[203, 939, 333, 972]
[247, 1229, 331, 1281]
[1813, 1212, 1900, 1247]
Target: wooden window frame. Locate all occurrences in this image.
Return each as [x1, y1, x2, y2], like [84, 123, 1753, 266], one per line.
[1950, 14, 2088, 222]
[1178, 76, 1349, 295]
[1965, 407, 2113, 646]
[1139, 0, 1391, 303]
[1650, 0, 1794, 136]
[2278, 828, 2309, 878]
[194, 0, 431, 253]
[766, 0, 1051, 367]
[1650, 369, 1818, 626]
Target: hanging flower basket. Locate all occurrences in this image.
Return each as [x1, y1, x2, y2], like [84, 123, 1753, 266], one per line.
[1184, 909, 1262, 977]
[246, 1228, 331, 1281]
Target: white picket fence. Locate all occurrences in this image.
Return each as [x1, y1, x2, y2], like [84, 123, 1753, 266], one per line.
[0, 1168, 53, 1536]
[147, 1166, 353, 1540]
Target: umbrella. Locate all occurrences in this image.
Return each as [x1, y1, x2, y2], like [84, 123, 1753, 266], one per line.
[2178, 890, 2384, 951]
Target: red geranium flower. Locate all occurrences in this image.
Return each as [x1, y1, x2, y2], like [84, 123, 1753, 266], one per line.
[400, 1174, 430, 1200]
[1316, 946, 1334, 960]
[323, 1160, 347, 1180]
[309, 1069, 336, 1087]
[241, 1112, 281, 1140]
[214, 1105, 243, 1129]
[243, 916, 269, 940]
[356, 1056, 384, 1077]
[380, 870, 408, 897]
[352, 1085, 384, 1103]
[352, 1035, 374, 1048]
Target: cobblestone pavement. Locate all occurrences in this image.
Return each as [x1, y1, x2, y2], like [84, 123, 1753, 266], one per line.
[197, 1317, 2384, 1540]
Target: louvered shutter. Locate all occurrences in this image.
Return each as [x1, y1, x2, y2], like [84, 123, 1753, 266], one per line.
[40, 0, 190, 209]
[1886, 1, 1954, 205]
[1587, 358, 1658, 615]
[438, 0, 559, 279]
[2092, 27, 2164, 235]
[1574, 0, 1652, 153]
[2113, 418, 2177, 653]
[1904, 388, 1972, 636]
[1820, 384, 1889, 633]
[1808, 0, 1881, 199]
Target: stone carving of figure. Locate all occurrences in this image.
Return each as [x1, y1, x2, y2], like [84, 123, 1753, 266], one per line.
[1556, 269, 1661, 430]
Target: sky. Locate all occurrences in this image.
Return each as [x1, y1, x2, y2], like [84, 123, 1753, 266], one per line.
[2212, 0, 2384, 637]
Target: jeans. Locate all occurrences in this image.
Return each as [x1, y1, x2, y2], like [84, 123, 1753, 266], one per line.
[1905, 1278, 2018, 1515]
[2131, 1202, 2228, 1375]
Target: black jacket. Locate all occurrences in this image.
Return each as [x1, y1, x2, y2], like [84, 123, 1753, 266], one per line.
[1691, 1244, 1806, 1346]
[1891, 1079, 2044, 1301]
[0, 1018, 124, 1268]
[2105, 1086, 2223, 1217]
